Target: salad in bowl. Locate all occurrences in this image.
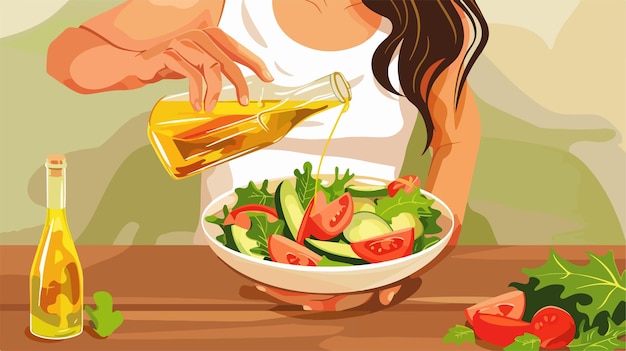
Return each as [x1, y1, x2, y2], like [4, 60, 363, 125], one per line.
[201, 162, 454, 294]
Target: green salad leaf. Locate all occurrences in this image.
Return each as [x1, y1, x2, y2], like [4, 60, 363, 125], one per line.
[521, 250, 625, 325]
[442, 325, 475, 345]
[205, 204, 230, 227]
[320, 166, 354, 202]
[294, 162, 318, 208]
[234, 180, 274, 208]
[420, 208, 443, 234]
[503, 333, 540, 351]
[245, 213, 284, 258]
[568, 319, 626, 351]
[293, 161, 355, 206]
[85, 291, 124, 338]
[374, 188, 434, 222]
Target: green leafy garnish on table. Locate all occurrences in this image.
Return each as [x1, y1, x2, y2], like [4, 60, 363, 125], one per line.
[503, 333, 540, 351]
[511, 249, 625, 349]
[568, 319, 626, 351]
[246, 213, 284, 258]
[442, 325, 475, 345]
[85, 291, 124, 338]
[521, 250, 625, 324]
[445, 249, 625, 350]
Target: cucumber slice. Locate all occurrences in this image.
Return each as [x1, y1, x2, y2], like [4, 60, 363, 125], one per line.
[391, 212, 425, 239]
[304, 238, 367, 265]
[231, 224, 264, 259]
[353, 197, 376, 213]
[275, 180, 304, 241]
[343, 211, 393, 243]
[345, 185, 388, 198]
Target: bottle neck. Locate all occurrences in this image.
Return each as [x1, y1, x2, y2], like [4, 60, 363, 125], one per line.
[46, 169, 65, 210]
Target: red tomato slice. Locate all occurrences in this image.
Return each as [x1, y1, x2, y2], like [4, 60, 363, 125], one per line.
[388, 175, 421, 197]
[473, 312, 532, 347]
[464, 290, 526, 326]
[296, 191, 325, 244]
[223, 204, 278, 230]
[350, 228, 414, 263]
[268, 234, 322, 266]
[297, 191, 354, 243]
[309, 192, 354, 240]
[530, 306, 576, 349]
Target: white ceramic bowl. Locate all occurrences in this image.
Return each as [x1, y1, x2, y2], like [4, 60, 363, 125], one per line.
[201, 175, 454, 294]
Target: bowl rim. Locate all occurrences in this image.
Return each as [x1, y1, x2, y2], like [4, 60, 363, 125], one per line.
[200, 176, 454, 273]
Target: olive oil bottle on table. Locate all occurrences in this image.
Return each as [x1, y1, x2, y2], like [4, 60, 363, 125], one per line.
[30, 154, 83, 339]
[148, 72, 352, 179]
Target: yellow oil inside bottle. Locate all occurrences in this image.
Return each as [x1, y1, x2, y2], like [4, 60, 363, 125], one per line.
[148, 99, 343, 179]
[30, 209, 83, 339]
[30, 155, 83, 340]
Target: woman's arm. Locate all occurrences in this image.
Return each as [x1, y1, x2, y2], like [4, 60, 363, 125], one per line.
[422, 3, 482, 243]
[47, 0, 272, 110]
[424, 80, 480, 240]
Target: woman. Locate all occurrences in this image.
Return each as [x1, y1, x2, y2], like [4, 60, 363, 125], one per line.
[47, 0, 489, 311]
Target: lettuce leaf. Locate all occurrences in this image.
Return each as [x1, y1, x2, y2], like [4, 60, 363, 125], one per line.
[294, 162, 318, 208]
[234, 180, 274, 208]
[245, 213, 284, 259]
[568, 319, 626, 351]
[503, 333, 540, 351]
[320, 166, 354, 202]
[522, 250, 625, 326]
[374, 188, 434, 223]
[442, 325, 475, 345]
[293, 161, 354, 206]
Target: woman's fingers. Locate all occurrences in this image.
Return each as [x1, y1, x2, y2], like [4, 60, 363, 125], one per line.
[205, 28, 274, 82]
[161, 49, 204, 111]
[255, 285, 375, 311]
[304, 293, 374, 311]
[256, 285, 336, 306]
[157, 27, 270, 111]
[202, 63, 223, 112]
[182, 30, 249, 106]
[378, 285, 402, 306]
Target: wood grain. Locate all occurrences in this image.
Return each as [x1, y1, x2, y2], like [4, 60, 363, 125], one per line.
[1, 245, 623, 351]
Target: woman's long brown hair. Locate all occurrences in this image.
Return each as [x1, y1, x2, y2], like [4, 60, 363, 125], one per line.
[362, 0, 489, 152]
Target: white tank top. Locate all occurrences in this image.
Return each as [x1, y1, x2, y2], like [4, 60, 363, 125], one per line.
[198, 0, 420, 213]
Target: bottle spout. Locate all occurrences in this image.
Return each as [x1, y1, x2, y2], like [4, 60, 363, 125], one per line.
[331, 72, 352, 103]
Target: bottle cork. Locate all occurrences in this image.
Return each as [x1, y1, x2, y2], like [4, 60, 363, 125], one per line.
[46, 154, 66, 176]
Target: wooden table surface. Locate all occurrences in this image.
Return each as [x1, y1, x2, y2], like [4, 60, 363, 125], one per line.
[1, 245, 623, 351]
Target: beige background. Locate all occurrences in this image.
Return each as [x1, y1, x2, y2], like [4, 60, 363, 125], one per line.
[0, 0, 624, 245]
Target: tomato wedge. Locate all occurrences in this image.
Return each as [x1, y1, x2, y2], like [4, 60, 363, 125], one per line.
[388, 175, 421, 197]
[268, 234, 322, 266]
[464, 290, 526, 326]
[350, 228, 414, 263]
[297, 191, 354, 243]
[223, 204, 279, 229]
[530, 306, 576, 349]
[473, 312, 532, 347]
[309, 192, 354, 240]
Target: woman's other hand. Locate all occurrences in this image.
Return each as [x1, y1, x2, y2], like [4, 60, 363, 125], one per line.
[139, 28, 274, 112]
[254, 284, 401, 311]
